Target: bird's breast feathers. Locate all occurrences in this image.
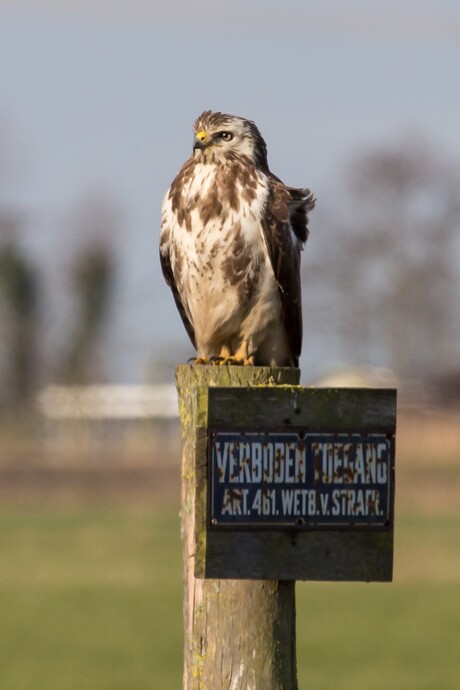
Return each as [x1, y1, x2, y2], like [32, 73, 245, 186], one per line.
[161, 161, 276, 346]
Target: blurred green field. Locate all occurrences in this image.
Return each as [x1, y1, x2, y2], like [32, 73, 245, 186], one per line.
[0, 506, 459, 690]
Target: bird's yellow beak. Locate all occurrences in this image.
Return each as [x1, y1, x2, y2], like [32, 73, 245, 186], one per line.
[194, 130, 208, 150]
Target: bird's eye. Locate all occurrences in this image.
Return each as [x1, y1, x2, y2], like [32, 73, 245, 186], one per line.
[219, 131, 233, 141]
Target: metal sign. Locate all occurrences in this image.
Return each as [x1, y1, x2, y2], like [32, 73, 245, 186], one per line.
[209, 431, 393, 528]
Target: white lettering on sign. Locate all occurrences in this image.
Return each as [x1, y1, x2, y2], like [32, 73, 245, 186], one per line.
[213, 440, 306, 485]
[281, 489, 317, 516]
[320, 442, 388, 485]
[331, 489, 381, 516]
[210, 432, 392, 527]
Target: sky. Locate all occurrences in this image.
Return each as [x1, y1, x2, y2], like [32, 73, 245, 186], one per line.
[1, 0, 460, 382]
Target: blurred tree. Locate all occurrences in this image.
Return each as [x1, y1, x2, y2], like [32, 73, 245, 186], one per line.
[58, 240, 114, 384]
[0, 234, 39, 406]
[55, 194, 119, 385]
[303, 139, 460, 380]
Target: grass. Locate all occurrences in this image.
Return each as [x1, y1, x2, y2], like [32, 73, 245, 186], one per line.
[0, 508, 183, 690]
[0, 506, 459, 690]
[296, 581, 460, 690]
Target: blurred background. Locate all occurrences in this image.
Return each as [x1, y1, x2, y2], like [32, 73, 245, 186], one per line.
[0, 1, 459, 689]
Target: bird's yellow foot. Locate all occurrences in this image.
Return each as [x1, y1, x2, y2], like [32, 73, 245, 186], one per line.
[209, 356, 225, 365]
[219, 357, 240, 366]
[208, 356, 255, 366]
[187, 357, 209, 365]
[211, 342, 254, 366]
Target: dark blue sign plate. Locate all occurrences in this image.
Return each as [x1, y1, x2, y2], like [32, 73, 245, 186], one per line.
[209, 432, 392, 528]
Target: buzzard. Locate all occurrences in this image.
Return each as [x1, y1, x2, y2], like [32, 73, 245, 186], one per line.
[160, 110, 315, 367]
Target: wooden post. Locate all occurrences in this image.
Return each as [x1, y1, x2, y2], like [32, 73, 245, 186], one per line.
[176, 365, 300, 690]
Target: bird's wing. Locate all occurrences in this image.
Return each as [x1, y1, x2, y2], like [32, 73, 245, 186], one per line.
[159, 216, 197, 350]
[261, 179, 315, 365]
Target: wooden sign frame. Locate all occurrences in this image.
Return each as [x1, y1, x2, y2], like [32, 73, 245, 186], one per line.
[193, 386, 396, 582]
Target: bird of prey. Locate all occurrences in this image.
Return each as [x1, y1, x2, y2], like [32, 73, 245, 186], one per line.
[159, 110, 315, 367]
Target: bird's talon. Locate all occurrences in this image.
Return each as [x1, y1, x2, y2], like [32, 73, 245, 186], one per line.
[216, 357, 249, 366]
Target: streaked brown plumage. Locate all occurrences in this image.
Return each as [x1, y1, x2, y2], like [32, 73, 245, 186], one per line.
[160, 110, 315, 366]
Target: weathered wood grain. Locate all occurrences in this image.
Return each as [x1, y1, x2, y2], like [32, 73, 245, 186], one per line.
[206, 386, 397, 431]
[204, 528, 393, 581]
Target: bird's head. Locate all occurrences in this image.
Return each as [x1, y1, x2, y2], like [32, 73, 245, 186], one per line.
[192, 110, 268, 169]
